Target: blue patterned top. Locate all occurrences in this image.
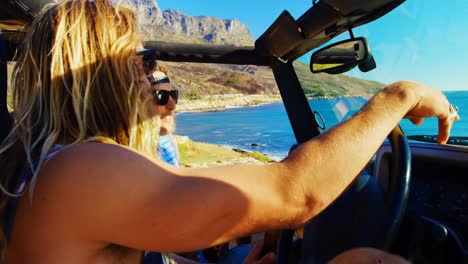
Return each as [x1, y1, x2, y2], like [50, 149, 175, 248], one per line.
[157, 134, 180, 166]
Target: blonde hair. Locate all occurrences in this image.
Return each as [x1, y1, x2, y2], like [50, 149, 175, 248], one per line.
[0, 0, 159, 252]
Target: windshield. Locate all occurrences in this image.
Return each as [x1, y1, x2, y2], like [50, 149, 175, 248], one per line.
[301, 1, 467, 144]
[154, 0, 467, 162]
[302, 93, 467, 145]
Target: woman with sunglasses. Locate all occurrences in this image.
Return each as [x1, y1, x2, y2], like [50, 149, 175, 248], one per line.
[0, 1, 458, 263]
[149, 70, 254, 264]
[151, 70, 181, 167]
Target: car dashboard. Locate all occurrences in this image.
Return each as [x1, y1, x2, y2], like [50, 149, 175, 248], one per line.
[374, 142, 468, 263]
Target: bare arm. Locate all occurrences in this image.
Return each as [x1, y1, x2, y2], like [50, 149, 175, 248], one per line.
[281, 81, 458, 218]
[33, 81, 457, 253]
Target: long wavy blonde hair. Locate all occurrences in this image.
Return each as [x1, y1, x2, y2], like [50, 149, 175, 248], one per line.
[0, 0, 159, 250]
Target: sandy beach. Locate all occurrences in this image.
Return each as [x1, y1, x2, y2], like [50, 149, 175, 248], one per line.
[175, 135, 275, 168]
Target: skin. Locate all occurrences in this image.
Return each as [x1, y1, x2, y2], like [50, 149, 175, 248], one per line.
[151, 75, 272, 264]
[150, 73, 177, 136]
[6, 51, 460, 264]
[328, 247, 410, 264]
[151, 74, 270, 263]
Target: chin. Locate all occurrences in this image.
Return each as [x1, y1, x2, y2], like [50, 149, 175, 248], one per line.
[160, 123, 175, 135]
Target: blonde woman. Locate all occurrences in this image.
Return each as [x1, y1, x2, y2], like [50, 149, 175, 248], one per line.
[0, 1, 458, 263]
[151, 70, 180, 166]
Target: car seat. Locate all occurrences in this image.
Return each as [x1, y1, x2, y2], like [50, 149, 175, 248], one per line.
[0, 32, 13, 143]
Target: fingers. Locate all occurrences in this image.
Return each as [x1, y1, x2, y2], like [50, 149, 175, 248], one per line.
[407, 116, 424, 126]
[450, 106, 461, 121]
[405, 85, 460, 145]
[437, 105, 460, 144]
[437, 117, 452, 144]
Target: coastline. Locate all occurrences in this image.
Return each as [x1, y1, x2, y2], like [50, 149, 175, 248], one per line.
[176, 93, 372, 112]
[175, 135, 275, 168]
[175, 94, 282, 166]
[177, 94, 282, 112]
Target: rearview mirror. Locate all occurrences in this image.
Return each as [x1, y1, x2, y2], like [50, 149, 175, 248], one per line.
[310, 37, 374, 74]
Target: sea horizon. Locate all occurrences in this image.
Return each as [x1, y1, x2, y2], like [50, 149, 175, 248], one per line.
[176, 91, 468, 160]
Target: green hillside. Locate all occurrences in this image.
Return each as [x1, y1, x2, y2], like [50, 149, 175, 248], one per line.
[162, 60, 385, 99]
[293, 61, 385, 98]
[6, 60, 386, 110]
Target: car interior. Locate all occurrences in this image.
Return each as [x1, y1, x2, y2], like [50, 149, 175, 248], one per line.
[1, 0, 467, 263]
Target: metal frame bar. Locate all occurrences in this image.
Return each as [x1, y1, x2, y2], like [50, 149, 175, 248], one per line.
[145, 41, 273, 66]
[271, 61, 321, 144]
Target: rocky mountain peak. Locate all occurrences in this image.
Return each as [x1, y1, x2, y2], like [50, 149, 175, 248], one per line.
[133, 0, 254, 46]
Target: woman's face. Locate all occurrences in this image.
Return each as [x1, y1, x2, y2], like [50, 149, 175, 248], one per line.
[134, 45, 176, 134]
[151, 80, 177, 136]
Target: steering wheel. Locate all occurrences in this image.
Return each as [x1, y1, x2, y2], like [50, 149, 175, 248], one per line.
[273, 125, 411, 264]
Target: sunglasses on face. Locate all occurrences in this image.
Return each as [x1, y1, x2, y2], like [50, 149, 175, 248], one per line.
[153, 90, 179, 105]
[136, 48, 157, 75]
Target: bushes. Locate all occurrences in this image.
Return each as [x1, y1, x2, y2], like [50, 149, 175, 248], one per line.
[246, 151, 275, 163]
[185, 91, 201, 100]
[224, 77, 241, 86]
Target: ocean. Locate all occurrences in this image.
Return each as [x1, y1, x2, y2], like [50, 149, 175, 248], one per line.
[176, 91, 468, 160]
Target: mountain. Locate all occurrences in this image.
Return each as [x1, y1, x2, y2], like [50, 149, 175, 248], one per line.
[162, 60, 384, 99]
[3, 1, 386, 113]
[132, 0, 385, 99]
[134, 0, 254, 46]
[293, 62, 384, 98]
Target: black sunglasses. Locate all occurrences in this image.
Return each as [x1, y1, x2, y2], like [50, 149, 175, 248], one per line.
[136, 49, 157, 75]
[153, 90, 179, 105]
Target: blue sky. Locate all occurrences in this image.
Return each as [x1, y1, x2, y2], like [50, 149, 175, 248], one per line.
[156, 0, 467, 91]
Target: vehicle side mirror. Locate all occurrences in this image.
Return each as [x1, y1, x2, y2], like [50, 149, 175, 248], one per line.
[310, 37, 375, 74]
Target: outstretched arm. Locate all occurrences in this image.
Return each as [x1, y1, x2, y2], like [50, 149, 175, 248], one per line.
[32, 81, 458, 253]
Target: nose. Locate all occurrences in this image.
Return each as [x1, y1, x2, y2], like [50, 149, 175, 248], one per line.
[166, 96, 176, 110]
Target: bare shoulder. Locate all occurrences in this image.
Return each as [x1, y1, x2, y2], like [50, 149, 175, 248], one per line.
[25, 143, 173, 239]
[33, 142, 178, 207]
[45, 142, 154, 172]
[11, 142, 294, 253]
[38, 142, 167, 189]
[8, 143, 164, 260]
